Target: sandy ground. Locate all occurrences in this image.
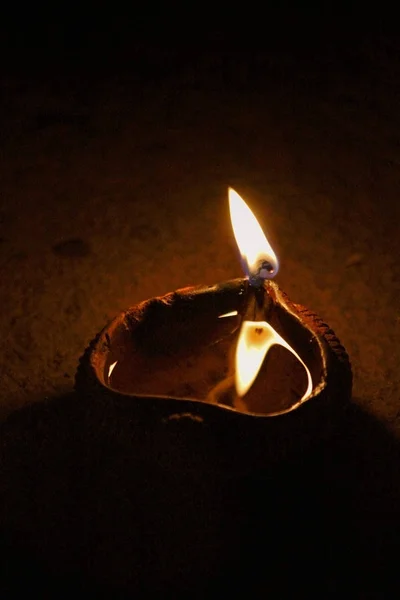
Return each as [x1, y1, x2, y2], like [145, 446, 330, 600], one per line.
[1, 42, 399, 426]
[1, 35, 400, 594]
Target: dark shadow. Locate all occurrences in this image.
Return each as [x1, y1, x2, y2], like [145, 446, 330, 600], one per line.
[1, 392, 399, 598]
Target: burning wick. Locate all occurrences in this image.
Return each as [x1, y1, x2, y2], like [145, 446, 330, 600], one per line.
[229, 188, 279, 287]
[228, 188, 313, 404]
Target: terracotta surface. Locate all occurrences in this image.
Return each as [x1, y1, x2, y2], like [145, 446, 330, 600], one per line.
[1, 29, 399, 595]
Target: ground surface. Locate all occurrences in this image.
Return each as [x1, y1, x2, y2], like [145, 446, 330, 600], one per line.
[1, 40, 400, 425]
[1, 30, 400, 595]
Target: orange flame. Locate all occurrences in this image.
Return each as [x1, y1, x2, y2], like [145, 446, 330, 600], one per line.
[229, 188, 312, 400]
[229, 188, 279, 283]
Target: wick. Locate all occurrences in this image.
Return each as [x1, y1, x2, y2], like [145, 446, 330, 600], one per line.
[206, 280, 272, 407]
[245, 280, 272, 322]
[248, 259, 276, 288]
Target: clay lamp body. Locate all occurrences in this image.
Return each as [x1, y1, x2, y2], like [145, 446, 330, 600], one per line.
[76, 189, 352, 474]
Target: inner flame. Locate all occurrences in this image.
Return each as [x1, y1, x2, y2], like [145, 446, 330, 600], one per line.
[229, 188, 313, 401]
[229, 188, 279, 283]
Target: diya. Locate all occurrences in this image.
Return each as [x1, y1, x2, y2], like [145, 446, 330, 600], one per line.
[75, 188, 352, 473]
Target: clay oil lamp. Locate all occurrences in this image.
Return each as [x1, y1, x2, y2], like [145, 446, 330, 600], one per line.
[76, 188, 352, 473]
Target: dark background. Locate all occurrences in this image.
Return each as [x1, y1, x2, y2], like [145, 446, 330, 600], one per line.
[1, 8, 399, 597]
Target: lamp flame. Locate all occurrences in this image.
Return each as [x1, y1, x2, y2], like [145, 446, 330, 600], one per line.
[229, 188, 312, 400]
[229, 188, 279, 285]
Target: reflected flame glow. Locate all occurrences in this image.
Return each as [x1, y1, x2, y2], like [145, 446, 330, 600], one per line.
[218, 310, 238, 318]
[108, 360, 118, 379]
[235, 321, 313, 399]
